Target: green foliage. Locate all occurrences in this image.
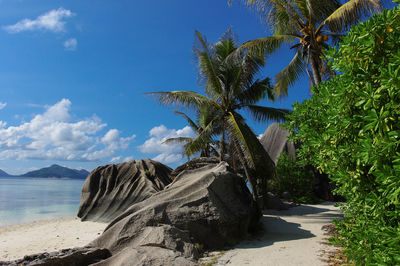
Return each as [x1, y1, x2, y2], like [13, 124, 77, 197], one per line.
[194, 242, 204, 253]
[286, 5, 400, 264]
[144, 169, 152, 179]
[274, 152, 317, 204]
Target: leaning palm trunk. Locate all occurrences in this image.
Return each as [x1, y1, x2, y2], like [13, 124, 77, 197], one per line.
[231, 138, 258, 199]
[310, 54, 322, 85]
[220, 129, 225, 162]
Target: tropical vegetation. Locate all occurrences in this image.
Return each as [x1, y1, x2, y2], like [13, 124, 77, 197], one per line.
[274, 152, 316, 204]
[149, 30, 290, 201]
[230, 0, 383, 94]
[286, 4, 400, 264]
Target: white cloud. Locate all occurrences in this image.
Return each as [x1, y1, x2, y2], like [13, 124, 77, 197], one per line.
[64, 38, 77, 51]
[102, 129, 135, 150]
[110, 156, 121, 163]
[4, 8, 74, 33]
[138, 124, 195, 165]
[0, 99, 135, 162]
[123, 156, 134, 162]
[0, 102, 6, 110]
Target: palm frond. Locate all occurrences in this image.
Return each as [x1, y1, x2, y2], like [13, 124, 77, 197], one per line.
[228, 52, 266, 99]
[214, 36, 237, 63]
[162, 137, 193, 145]
[173, 111, 199, 132]
[226, 111, 277, 180]
[267, 1, 302, 34]
[209, 145, 220, 158]
[240, 34, 298, 58]
[184, 113, 222, 157]
[274, 49, 306, 95]
[245, 105, 291, 123]
[146, 91, 219, 110]
[318, 0, 382, 33]
[237, 77, 274, 105]
[194, 31, 224, 99]
[307, 0, 341, 23]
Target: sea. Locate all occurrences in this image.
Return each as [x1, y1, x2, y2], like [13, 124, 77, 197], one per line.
[0, 177, 85, 227]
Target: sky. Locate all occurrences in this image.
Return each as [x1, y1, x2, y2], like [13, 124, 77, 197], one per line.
[0, 0, 395, 174]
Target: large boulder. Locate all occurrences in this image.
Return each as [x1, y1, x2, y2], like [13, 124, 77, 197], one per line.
[170, 157, 220, 179]
[77, 159, 172, 222]
[90, 162, 259, 265]
[260, 123, 296, 165]
[1, 247, 111, 266]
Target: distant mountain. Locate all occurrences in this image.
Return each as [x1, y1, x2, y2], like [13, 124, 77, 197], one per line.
[20, 164, 90, 179]
[0, 169, 12, 177]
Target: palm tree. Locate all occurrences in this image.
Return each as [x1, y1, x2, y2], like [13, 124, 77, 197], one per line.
[229, 0, 383, 94]
[148, 30, 291, 202]
[162, 107, 220, 159]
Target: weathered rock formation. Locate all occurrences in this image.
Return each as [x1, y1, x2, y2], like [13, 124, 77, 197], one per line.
[77, 159, 172, 222]
[170, 157, 220, 178]
[260, 123, 296, 165]
[261, 123, 337, 201]
[90, 162, 259, 265]
[0, 247, 111, 266]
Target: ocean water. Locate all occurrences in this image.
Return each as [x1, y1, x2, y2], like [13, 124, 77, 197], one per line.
[0, 177, 85, 227]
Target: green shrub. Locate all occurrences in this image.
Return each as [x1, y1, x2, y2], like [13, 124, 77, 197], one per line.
[274, 152, 317, 204]
[286, 4, 400, 265]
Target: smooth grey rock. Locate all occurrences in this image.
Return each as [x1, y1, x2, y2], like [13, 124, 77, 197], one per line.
[90, 162, 259, 265]
[92, 246, 197, 266]
[77, 159, 172, 222]
[265, 192, 288, 210]
[260, 123, 296, 165]
[281, 191, 292, 200]
[0, 247, 111, 266]
[170, 157, 220, 179]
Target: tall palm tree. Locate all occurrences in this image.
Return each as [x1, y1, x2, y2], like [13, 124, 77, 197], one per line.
[229, 0, 383, 94]
[148, 30, 291, 201]
[162, 107, 220, 159]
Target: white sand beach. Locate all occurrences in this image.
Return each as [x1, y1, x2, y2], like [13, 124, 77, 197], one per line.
[215, 202, 342, 266]
[0, 203, 342, 265]
[0, 218, 107, 262]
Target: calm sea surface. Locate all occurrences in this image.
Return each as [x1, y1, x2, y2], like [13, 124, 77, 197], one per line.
[0, 177, 84, 227]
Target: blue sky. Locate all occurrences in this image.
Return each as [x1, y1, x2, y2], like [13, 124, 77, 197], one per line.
[0, 0, 394, 174]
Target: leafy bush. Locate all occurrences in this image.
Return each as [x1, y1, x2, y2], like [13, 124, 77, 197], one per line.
[286, 5, 400, 264]
[274, 152, 317, 204]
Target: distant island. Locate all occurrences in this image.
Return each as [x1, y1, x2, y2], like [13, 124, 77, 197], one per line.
[0, 169, 13, 177]
[0, 164, 90, 179]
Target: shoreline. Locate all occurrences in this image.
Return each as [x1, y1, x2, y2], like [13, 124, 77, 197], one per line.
[0, 217, 107, 262]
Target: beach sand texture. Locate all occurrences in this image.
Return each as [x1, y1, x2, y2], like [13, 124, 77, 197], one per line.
[0, 218, 107, 261]
[215, 202, 342, 266]
[0, 203, 341, 265]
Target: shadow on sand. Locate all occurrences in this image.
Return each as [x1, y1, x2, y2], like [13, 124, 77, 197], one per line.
[235, 203, 343, 249]
[265, 202, 342, 216]
[237, 217, 315, 249]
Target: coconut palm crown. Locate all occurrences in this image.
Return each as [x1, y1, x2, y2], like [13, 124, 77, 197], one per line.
[148, 30, 291, 201]
[230, 0, 383, 95]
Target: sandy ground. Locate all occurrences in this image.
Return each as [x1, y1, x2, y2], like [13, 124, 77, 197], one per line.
[0, 203, 342, 264]
[0, 218, 107, 262]
[215, 202, 343, 266]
